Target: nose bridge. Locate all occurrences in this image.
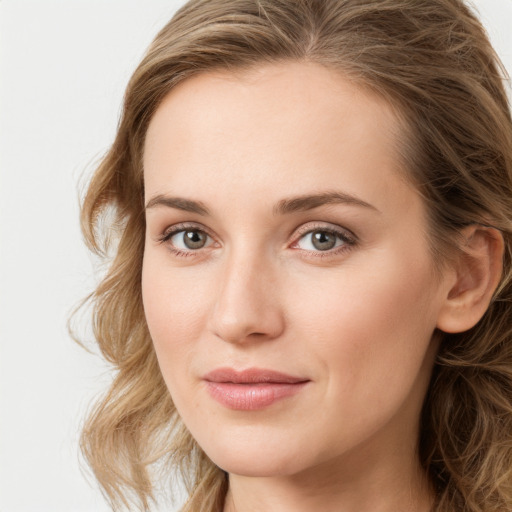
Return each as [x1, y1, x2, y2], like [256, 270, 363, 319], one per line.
[209, 242, 284, 344]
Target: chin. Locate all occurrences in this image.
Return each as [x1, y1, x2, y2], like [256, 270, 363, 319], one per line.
[198, 428, 311, 478]
[213, 453, 302, 478]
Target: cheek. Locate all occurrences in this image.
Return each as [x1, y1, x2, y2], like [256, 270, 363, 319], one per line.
[141, 252, 210, 387]
[292, 248, 440, 411]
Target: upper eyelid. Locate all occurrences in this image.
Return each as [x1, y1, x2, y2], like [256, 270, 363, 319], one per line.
[159, 221, 354, 237]
[292, 222, 357, 242]
[160, 222, 214, 239]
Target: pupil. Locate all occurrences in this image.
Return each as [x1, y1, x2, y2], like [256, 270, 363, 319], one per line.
[312, 231, 336, 251]
[184, 230, 206, 249]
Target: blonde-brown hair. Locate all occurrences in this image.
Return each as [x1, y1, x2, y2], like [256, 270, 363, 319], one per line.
[78, 1, 512, 511]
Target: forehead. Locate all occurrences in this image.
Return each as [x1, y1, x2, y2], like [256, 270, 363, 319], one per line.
[143, 61, 415, 218]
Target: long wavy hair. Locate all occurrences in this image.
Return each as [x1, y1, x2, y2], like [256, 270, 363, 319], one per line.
[77, 0, 512, 510]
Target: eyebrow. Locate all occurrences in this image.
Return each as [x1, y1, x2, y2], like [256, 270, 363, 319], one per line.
[145, 191, 378, 216]
[273, 191, 378, 215]
[145, 195, 210, 215]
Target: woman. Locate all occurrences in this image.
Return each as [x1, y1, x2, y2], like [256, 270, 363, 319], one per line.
[79, 0, 512, 510]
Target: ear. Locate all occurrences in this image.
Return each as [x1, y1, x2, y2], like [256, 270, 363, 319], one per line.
[436, 225, 504, 334]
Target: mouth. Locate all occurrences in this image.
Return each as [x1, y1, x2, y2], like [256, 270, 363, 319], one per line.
[202, 367, 310, 410]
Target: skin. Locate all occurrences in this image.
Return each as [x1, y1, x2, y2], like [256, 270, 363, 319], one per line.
[142, 61, 459, 512]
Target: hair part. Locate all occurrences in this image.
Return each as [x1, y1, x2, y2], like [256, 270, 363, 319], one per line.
[78, 1, 512, 510]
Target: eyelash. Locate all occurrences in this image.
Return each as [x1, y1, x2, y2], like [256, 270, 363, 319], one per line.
[157, 222, 357, 259]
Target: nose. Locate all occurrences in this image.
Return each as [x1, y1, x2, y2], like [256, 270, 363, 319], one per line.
[207, 250, 285, 345]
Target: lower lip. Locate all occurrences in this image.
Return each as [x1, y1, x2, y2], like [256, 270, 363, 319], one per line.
[205, 381, 308, 410]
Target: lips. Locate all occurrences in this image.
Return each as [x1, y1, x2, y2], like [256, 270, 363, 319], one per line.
[203, 368, 310, 410]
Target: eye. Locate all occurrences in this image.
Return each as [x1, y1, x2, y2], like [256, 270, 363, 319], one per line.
[293, 226, 356, 254]
[160, 225, 215, 254]
[172, 229, 210, 249]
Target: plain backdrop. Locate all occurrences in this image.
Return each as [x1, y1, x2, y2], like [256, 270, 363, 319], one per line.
[0, 1, 511, 511]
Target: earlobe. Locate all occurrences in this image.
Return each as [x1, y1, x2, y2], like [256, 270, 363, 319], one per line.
[436, 225, 504, 334]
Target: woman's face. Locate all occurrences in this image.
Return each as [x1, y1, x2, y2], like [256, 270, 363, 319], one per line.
[142, 62, 454, 478]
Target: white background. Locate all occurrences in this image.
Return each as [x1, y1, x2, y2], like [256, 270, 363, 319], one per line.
[0, 1, 511, 511]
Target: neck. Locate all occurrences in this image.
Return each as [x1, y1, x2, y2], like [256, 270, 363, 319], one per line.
[223, 452, 433, 512]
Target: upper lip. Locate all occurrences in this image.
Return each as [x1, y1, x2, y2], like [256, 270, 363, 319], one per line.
[203, 367, 309, 384]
